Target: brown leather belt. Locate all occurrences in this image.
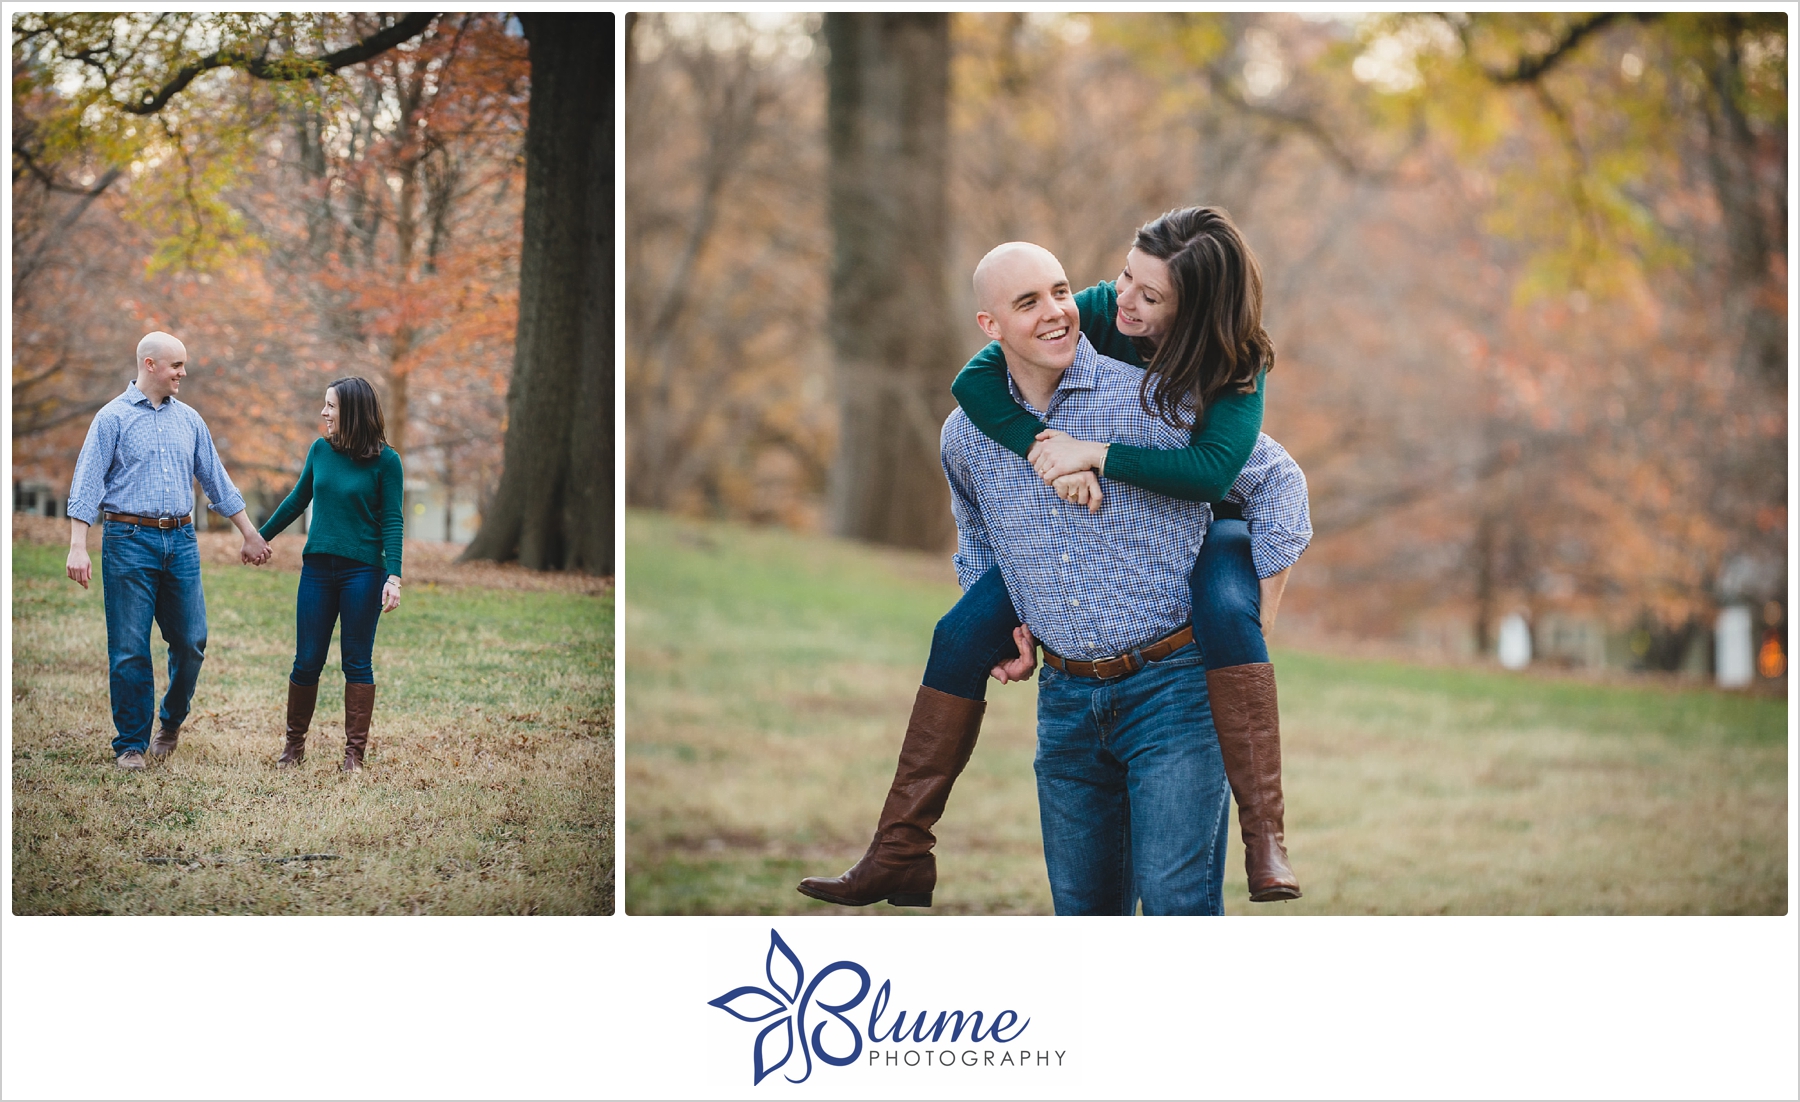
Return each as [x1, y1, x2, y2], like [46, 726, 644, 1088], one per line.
[105, 512, 192, 529]
[1041, 625, 1195, 681]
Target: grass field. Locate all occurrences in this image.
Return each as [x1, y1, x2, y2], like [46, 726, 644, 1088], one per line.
[625, 509, 1789, 915]
[11, 526, 614, 915]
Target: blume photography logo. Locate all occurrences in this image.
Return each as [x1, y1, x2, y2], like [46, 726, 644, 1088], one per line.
[708, 930, 1056, 1087]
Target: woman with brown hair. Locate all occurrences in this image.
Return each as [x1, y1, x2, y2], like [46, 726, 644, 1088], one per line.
[799, 206, 1305, 909]
[259, 376, 405, 772]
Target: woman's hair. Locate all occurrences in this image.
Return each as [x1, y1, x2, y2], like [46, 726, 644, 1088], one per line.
[1131, 206, 1275, 428]
[326, 376, 388, 461]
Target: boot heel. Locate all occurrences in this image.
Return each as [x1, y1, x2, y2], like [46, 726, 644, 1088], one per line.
[887, 892, 932, 908]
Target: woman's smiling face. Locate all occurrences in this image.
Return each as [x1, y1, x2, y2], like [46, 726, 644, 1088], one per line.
[1114, 247, 1177, 343]
[322, 387, 340, 438]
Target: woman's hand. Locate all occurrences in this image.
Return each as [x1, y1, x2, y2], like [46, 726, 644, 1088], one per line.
[1028, 429, 1109, 482]
[989, 624, 1037, 684]
[382, 576, 402, 613]
[1053, 471, 1104, 514]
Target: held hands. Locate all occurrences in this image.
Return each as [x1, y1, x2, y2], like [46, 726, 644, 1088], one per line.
[381, 577, 402, 613]
[989, 624, 1037, 685]
[1029, 429, 1109, 482]
[240, 531, 272, 566]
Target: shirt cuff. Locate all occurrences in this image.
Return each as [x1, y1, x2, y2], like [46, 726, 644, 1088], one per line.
[65, 499, 101, 526]
[207, 493, 246, 517]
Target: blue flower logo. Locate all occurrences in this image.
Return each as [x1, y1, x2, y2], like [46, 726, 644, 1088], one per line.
[708, 930, 871, 1085]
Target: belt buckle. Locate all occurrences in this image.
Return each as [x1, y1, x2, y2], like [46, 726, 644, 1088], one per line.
[158, 516, 174, 529]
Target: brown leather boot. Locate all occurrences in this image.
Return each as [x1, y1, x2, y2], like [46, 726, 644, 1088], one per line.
[342, 682, 375, 773]
[797, 685, 985, 908]
[278, 679, 319, 767]
[1208, 662, 1301, 902]
[148, 725, 181, 760]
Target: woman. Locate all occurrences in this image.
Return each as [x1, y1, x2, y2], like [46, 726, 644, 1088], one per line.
[260, 377, 404, 773]
[798, 206, 1300, 907]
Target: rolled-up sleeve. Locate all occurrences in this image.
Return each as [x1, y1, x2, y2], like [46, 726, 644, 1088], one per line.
[943, 422, 996, 593]
[191, 414, 246, 517]
[65, 407, 119, 525]
[1239, 449, 1311, 579]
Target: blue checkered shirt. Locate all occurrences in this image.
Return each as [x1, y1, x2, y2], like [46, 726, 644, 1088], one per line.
[65, 382, 246, 525]
[942, 336, 1310, 661]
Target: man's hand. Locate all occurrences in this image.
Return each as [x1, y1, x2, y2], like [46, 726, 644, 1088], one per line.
[990, 624, 1037, 684]
[381, 577, 402, 613]
[67, 547, 92, 588]
[241, 531, 271, 566]
[67, 520, 91, 588]
[225, 509, 270, 565]
[1260, 568, 1290, 632]
[1052, 470, 1104, 514]
[1029, 429, 1109, 483]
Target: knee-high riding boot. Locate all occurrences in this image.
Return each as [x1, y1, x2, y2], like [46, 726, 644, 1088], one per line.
[342, 682, 375, 773]
[278, 679, 319, 767]
[797, 686, 985, 908]
[1208, 663, 1301, 902]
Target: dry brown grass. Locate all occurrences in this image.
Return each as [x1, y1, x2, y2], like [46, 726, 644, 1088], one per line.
[12, 525, 613, 914]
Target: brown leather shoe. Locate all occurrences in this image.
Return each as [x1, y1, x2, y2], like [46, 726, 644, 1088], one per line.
[797, 685, 985, 908]
[116, 751, 146, 771]
[278, 679, 319, 767]
[341, 682, 375, 773]
[1209, 662, 1301, 902]
[148, 725, 180, 760]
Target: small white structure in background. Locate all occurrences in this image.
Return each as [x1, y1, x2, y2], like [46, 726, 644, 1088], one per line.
[1716, 604, 1754, 688]
[1497, 613, 1532, 670]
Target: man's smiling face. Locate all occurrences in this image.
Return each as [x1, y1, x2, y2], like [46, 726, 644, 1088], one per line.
[139, 337, 188, 403]
[974, 243, 1081, 378]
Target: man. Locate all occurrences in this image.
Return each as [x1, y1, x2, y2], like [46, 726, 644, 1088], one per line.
[940, 243, 1309, 914]
[66, 331, 271, 770]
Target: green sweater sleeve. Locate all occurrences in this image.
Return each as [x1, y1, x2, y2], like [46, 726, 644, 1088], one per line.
[379, 448, 404, 578]
[258, 442, 317, 540]
[949, 282, 1136, 458]
[1104, 375, 1266, 503]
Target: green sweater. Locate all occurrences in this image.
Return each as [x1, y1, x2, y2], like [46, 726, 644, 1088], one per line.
[947, 280, 1266, 502]
[260, 437, 405, 578]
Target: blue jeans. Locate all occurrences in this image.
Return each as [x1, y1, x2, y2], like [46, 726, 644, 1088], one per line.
[101, 520, 207, 757]
[292, 554, 385, 686]
[1033, 644, 1232, 915]
[1191, 517, 1267, 668]
[921, 518, 1266, 701]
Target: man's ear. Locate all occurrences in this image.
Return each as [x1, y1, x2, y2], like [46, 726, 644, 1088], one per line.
[975, 310, 1000, 342]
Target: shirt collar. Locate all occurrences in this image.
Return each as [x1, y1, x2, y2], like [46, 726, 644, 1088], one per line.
[124, 381, 172, 409]
[1005, 334, 1101, 418]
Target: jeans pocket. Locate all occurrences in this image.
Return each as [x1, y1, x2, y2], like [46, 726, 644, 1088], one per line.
[103, 520, 137, 539]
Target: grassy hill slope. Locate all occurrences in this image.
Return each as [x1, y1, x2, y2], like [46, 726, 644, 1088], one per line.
[625, 510, 1786, 915]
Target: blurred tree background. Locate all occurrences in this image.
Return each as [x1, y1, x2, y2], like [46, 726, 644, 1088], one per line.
[625, 12, 1787, 668]
[13, 12, 613, 572]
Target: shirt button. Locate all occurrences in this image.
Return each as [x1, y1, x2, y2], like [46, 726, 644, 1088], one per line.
[1069, 598, 1080, 608]
[1061, 553, 1069, 563]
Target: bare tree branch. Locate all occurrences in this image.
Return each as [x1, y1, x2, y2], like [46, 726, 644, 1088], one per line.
[122, 12, 440, 115]
[1477, 13, 1660, 85]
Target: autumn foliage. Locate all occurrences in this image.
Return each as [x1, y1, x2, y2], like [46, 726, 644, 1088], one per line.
[13, 13, 530, 532]
[625, 13, 1786, 661]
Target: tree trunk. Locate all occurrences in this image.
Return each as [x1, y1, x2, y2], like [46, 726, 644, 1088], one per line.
[461, 13, 613, 573]
[824, 13, 955, 550]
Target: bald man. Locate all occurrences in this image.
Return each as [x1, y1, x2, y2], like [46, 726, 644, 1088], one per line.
[66, 332, 271, 770]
